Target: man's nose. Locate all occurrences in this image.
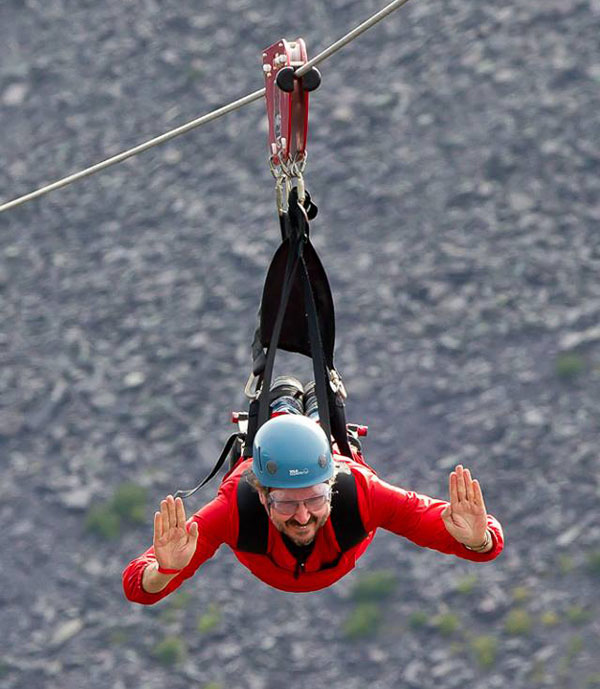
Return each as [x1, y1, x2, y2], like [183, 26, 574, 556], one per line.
[294, 502, 311, 523]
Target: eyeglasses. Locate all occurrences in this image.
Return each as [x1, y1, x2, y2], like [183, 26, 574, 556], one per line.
[267, 486, 332, 516]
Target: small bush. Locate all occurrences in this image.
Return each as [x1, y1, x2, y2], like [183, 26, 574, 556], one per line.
[586, 673, 600, 687]
[587, 551, 600, 578]
[350, 570, 397, 602]
[566, 605, 592, 626]
[170, 591, 193, 611]
[433, 612, 460, 637]
[455, 574, 477, 594]
[197, 604, 221, 634]
[470, 635, 497, 669]
[540, 611, 560, 627]
[153, 636, 186, 666]
[85, 483, 148, 540]
[512, 586, 531, 603]
[202, 684, 223, 689]
[566, 635, 584, 663]
[112, 483, 147, 524]
[343, 603, 382, 639]
[557, 554, 575, 575]
[85, 505, 121, 540]
[408, 610, 428, 630]
[108, 629, 130, 645]
[505, 608, 533, 636]
[555, 353, 585, 380]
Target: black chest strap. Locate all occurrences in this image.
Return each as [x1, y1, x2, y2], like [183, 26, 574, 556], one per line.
[236, 469, 367, 555]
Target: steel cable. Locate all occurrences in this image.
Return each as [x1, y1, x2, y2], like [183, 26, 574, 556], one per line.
[0, 0, 413, 213]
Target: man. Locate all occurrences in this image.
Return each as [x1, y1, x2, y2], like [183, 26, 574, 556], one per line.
[123, 378, 504, 600]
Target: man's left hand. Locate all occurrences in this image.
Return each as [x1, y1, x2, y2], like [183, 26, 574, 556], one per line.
[441, 465, 489, 548]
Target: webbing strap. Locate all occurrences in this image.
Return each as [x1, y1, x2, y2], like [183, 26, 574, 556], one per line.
[300, 254, 332, 443]
[173, 432, 244, 499]
[256, 238, 301, 429]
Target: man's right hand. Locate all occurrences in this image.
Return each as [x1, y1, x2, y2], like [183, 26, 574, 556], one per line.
[142, 495, 199, 594]
[153, 494, 199, 571]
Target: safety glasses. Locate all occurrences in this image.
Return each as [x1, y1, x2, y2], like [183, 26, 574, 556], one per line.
[267, 486, 332, 516]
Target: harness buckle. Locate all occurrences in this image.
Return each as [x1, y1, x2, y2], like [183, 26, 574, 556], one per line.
[329, 368, 348, 400]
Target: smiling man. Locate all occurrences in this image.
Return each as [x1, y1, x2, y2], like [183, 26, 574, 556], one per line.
[123, 379, 504, 600]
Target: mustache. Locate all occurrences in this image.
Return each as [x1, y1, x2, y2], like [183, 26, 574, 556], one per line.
[286, 516, 317, 527]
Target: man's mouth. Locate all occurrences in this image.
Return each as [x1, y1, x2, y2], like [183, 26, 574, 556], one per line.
[287, 518, 316, 530]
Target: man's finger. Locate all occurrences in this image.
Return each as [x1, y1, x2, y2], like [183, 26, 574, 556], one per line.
[161, 498, 171, 531]
[464, 467, 474, 502]
[456, 465, 466, 502]
[188, 520, 199, 542]
[154, 511, 163, 540]
[473, 479, 486, 510]
[167, 494, 177, 530]
[449, 472, 458, 506]
[175, 496, 186, 528]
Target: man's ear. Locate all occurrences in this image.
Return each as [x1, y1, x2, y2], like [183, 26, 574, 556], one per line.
[258, 490, 268, 508]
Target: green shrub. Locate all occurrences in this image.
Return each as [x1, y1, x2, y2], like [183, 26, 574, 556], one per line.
[343, 603, 382, 639]
[505, 608, 533, 636]
[153, 636, 186, 666]
[202, 684, 223, 689]
[587, 551, 600, 578]
[566, 605, 592, 626]
[455, 574, 477, 594]
[350, 570, 396, 602]
[112, 483, 147, 524]
[512, 586, 531, 603]
[85, 505, 121, 540]
[408, 610, 428, 629]
[555, 353, 585, 380]
[586, 673, 600, 687]
[197, 604, 221, 634]
[433, 612, 460, 637]
[108, 629, 130, 645]
[470, 635, 497, 669]
[85, 483, 148, 540]
[170, 591, 193, 610]
[540, 611, 560, 627]
[566, 635, 584, 663]
[557, 554, 575, 575]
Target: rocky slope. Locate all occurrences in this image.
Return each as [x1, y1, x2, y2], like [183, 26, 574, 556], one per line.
[1, 0, 599, 688]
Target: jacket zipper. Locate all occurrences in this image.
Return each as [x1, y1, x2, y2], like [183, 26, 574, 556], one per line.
[294, 558, 306, 579]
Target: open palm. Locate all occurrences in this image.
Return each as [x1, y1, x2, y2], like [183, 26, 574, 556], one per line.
[153, 495, 199, 571]
[441, 465, 488, 546]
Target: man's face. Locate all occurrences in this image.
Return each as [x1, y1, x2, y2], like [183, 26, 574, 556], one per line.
[260, 483, 332, 546]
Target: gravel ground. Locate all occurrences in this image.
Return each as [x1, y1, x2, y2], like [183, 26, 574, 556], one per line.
[1, 1, 600, 688]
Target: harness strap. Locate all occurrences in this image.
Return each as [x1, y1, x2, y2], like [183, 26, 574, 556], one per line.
[256, 237, 301, 430]
[236, 477, 270, 553]
[173, 432, 244, 500]
[328, 470, 367, 551]
[300, 252, 332, 443]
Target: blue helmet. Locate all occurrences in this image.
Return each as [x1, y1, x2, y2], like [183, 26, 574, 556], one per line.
[252, 415, 333, 488]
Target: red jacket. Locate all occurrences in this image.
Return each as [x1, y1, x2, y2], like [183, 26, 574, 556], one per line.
[123, 455, 504, 600]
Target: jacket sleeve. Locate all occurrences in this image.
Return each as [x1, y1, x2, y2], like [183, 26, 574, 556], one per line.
[362, 473, 504, 562]
[122, 490, 235, 605]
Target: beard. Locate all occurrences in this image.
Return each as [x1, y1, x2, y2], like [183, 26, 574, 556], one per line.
[273, 511, 329, 546]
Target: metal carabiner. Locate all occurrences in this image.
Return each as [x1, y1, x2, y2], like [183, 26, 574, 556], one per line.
[244, 372, 262, 400]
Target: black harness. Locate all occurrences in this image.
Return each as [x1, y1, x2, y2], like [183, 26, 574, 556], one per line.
[243, 187, 353, 460]
[174, 188, 359, 500]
